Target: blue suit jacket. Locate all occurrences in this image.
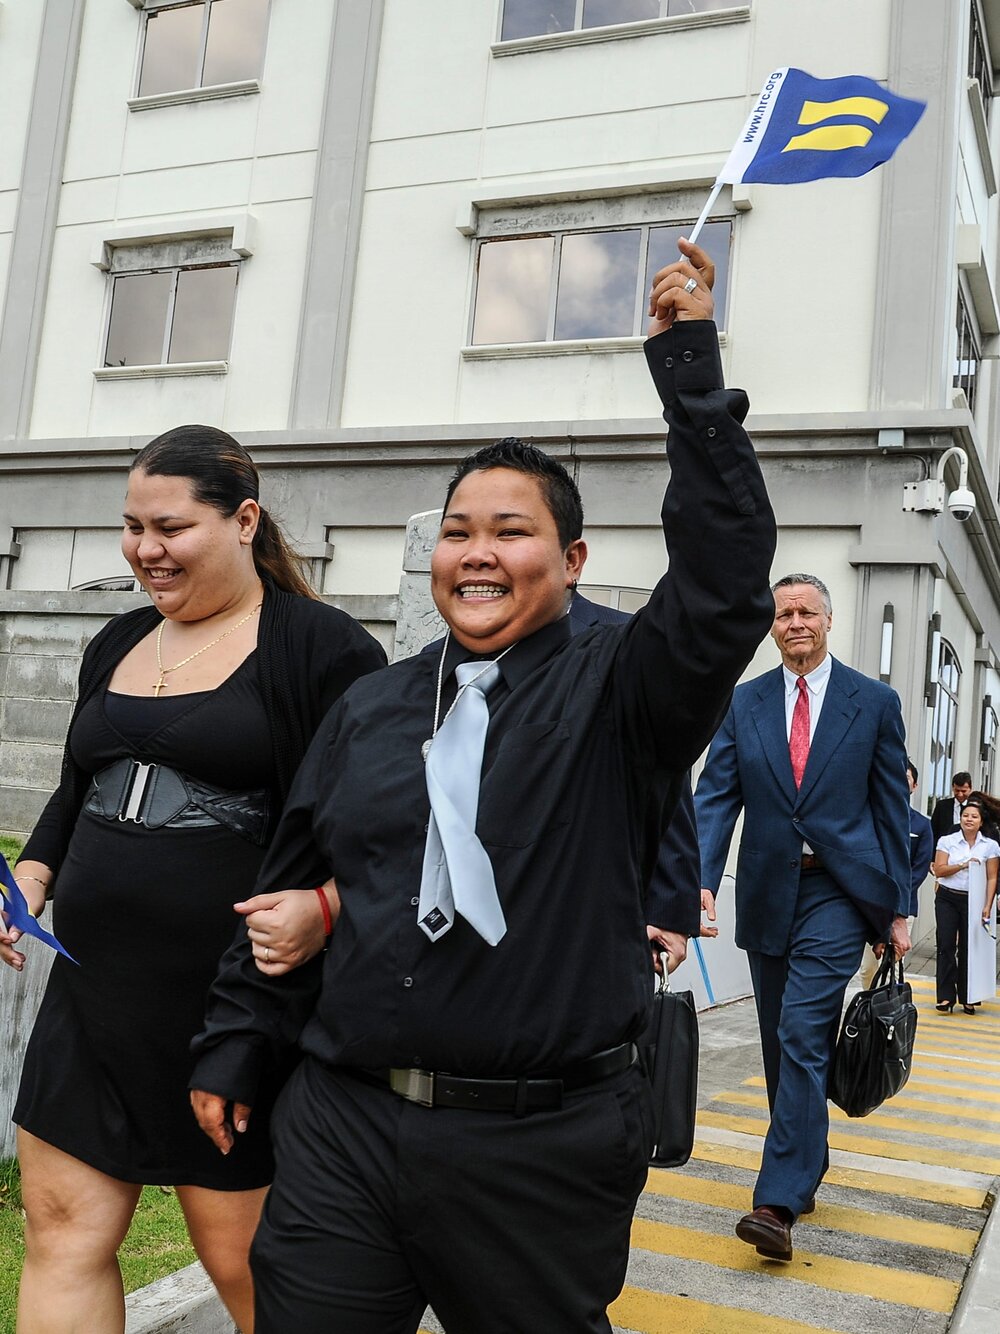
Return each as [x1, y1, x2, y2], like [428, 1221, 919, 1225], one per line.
[571, 594, 701, 937]
[695, 656, 910, 953]
[908, 806, 934, 917]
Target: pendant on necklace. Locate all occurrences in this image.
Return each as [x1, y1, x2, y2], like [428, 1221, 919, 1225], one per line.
[421, 738, 433, 762]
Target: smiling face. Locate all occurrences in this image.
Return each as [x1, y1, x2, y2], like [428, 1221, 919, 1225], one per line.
[122, 470, 260, 622]
[430, 468, 587, 654]
[953, 779, 973, 803]
[770, 583, 832, 675]
[961, 804, 984, 838]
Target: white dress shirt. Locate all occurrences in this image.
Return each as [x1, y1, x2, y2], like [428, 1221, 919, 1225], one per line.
[935, 829, 1000, 893]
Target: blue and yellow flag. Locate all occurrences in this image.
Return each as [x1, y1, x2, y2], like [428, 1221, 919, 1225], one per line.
[0, 851, 77, 963]
[717, 67, 925, 186]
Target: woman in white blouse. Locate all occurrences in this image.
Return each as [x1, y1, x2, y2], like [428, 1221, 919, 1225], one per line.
[932, 800, 999, 1013]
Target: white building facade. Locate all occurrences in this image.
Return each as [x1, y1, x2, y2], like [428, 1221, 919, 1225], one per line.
[2, 0, 1000, 843]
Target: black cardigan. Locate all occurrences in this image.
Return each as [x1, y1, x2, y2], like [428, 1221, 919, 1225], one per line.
[22, 584, 388, 884]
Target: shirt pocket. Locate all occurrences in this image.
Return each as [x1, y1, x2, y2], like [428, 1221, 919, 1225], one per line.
[477, 720, 572, 848]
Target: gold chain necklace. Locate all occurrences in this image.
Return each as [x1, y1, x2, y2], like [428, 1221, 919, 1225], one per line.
[152, 603, 262, 696]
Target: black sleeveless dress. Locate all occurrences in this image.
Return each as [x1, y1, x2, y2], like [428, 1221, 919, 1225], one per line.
[15, 656, 277, 1189]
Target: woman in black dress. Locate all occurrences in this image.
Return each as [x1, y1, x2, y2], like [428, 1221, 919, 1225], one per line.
[0, 426, 385, 1332]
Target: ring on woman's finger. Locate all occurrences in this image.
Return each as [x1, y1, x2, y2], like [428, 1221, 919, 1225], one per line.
[683, 277, 698, 294]
[264, 946, 271, 964]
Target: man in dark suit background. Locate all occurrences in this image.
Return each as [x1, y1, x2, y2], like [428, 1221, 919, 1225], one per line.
[930, 771, 972, 842]
[695, 572, 910, 1261]
[570, 590, 704, 965]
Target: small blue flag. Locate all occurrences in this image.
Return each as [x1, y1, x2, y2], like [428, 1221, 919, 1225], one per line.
[717, 67, 926, 186]
[0, 852, 77, 963]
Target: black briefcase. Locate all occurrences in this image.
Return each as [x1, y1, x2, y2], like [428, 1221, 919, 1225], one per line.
[829, 951, 917, 1118]
[638, 955, 699, 1167]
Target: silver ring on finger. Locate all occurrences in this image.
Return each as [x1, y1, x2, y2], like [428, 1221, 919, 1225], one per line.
[683, 277, 698, 294]
[264, 946, 271, 964]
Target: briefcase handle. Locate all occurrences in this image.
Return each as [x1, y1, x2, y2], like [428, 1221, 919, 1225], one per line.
[657, 951, 671, 995]
[872, 947, 904, 990]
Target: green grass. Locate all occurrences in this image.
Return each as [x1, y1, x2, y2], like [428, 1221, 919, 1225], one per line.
[0, 1160, 197, 1333]
[0, 837, 24, 866]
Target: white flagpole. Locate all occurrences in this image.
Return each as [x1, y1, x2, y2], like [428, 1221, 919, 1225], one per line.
[685, 179, 724, 249]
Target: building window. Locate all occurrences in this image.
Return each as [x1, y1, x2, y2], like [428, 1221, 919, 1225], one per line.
[954, 289, 981, 411]
[929, 640, 962, 803]
[981, 695, 997, 790]
[102, 237, 240, 368]
[969, 1, 993, 123]
[500, 0, 740, 40]
[137, 0, 269, 98]
[471, 218, 730, 345]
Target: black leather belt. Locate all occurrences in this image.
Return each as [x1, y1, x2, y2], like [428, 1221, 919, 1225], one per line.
[360, 1042, 636, 1115]
[84, 758, 271, 846]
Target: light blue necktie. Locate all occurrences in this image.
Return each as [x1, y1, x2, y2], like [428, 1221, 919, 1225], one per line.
[417, 661, 507, 945]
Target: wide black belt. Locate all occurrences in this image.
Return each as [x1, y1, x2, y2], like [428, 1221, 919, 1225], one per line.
[359, 1042, 636, 1115]
[84, 757, 271, 846]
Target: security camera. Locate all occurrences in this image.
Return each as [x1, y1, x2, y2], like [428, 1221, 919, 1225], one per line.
[948, 486, 976, 522]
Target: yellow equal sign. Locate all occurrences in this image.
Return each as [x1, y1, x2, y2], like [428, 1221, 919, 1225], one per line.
[782, 95, 888, 153]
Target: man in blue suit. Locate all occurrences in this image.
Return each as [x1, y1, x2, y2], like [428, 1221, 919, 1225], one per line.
[695, 572, 910, 1261]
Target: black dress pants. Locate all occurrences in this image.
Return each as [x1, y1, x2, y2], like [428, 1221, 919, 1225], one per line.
[935, 886, 969, 1005]
[251, 1055, 653, 1334]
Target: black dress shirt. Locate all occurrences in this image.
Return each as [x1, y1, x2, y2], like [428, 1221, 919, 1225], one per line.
[190, 321, 777, 1105]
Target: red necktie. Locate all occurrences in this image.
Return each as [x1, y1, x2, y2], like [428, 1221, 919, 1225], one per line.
[789, 676, 810, 788]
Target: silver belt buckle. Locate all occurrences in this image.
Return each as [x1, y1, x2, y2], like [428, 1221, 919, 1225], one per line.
[389, 1068, 435, 1107]
[119, 761, 156, 824]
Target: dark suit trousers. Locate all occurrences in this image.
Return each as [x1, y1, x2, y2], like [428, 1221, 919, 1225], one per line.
[250, 1055, 653, 1333]
[747, 870, 869, 1216]
[935, 886, 970, 1005]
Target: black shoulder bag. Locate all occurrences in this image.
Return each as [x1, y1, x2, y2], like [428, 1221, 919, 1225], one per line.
[829, 951, 917, 1118]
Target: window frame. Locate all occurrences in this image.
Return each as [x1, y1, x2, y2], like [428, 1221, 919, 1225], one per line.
[970, 0, 994, 124]
[954, 284, 982, 413]
[92, 217, 254, 379]
[493, 0, 750, 53]
[102, 260, 240, 371]
[981, 694, 998, 790]
[465, 200, 734, 354]
[130, 0, 270, 109]
[929, 640, 962, 804]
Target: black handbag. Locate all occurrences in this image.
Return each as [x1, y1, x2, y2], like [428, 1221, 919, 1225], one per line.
[638, 954, 699, 1166]
[829, 951, 917, 1118]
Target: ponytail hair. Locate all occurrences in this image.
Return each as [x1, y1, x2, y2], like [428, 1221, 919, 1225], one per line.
[131, 424, 318, 599]
[252, 507, 316, 599]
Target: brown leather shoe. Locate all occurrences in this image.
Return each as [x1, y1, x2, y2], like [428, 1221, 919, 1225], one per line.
[799, 1197, 816, 1216]
[735, 1205, 793, 1261]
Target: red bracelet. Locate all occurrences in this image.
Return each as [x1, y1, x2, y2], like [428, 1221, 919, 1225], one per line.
[314, 886, 334, 937]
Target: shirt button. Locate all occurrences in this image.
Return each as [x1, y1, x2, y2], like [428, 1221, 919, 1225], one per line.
[683, 350, 694, 362]
[403, 976, 414, 988]
[410, 897, 419, 906]
[707, 427, 716, 438]
[664, 356, 673, 368]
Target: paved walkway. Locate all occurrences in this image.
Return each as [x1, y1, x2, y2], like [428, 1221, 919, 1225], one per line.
[418, 952, 1000, 1333]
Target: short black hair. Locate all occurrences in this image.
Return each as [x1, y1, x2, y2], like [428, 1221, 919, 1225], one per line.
[953, 771, 973, 787]
[906, 758, 918, 784]
[443, 437, 584, 550]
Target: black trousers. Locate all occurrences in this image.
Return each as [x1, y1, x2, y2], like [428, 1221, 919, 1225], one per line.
[251, 1055, 653, 1334]
[935, 886, 969, 1005]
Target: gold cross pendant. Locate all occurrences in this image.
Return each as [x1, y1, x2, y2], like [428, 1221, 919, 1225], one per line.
[152, 677, 166, 697]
